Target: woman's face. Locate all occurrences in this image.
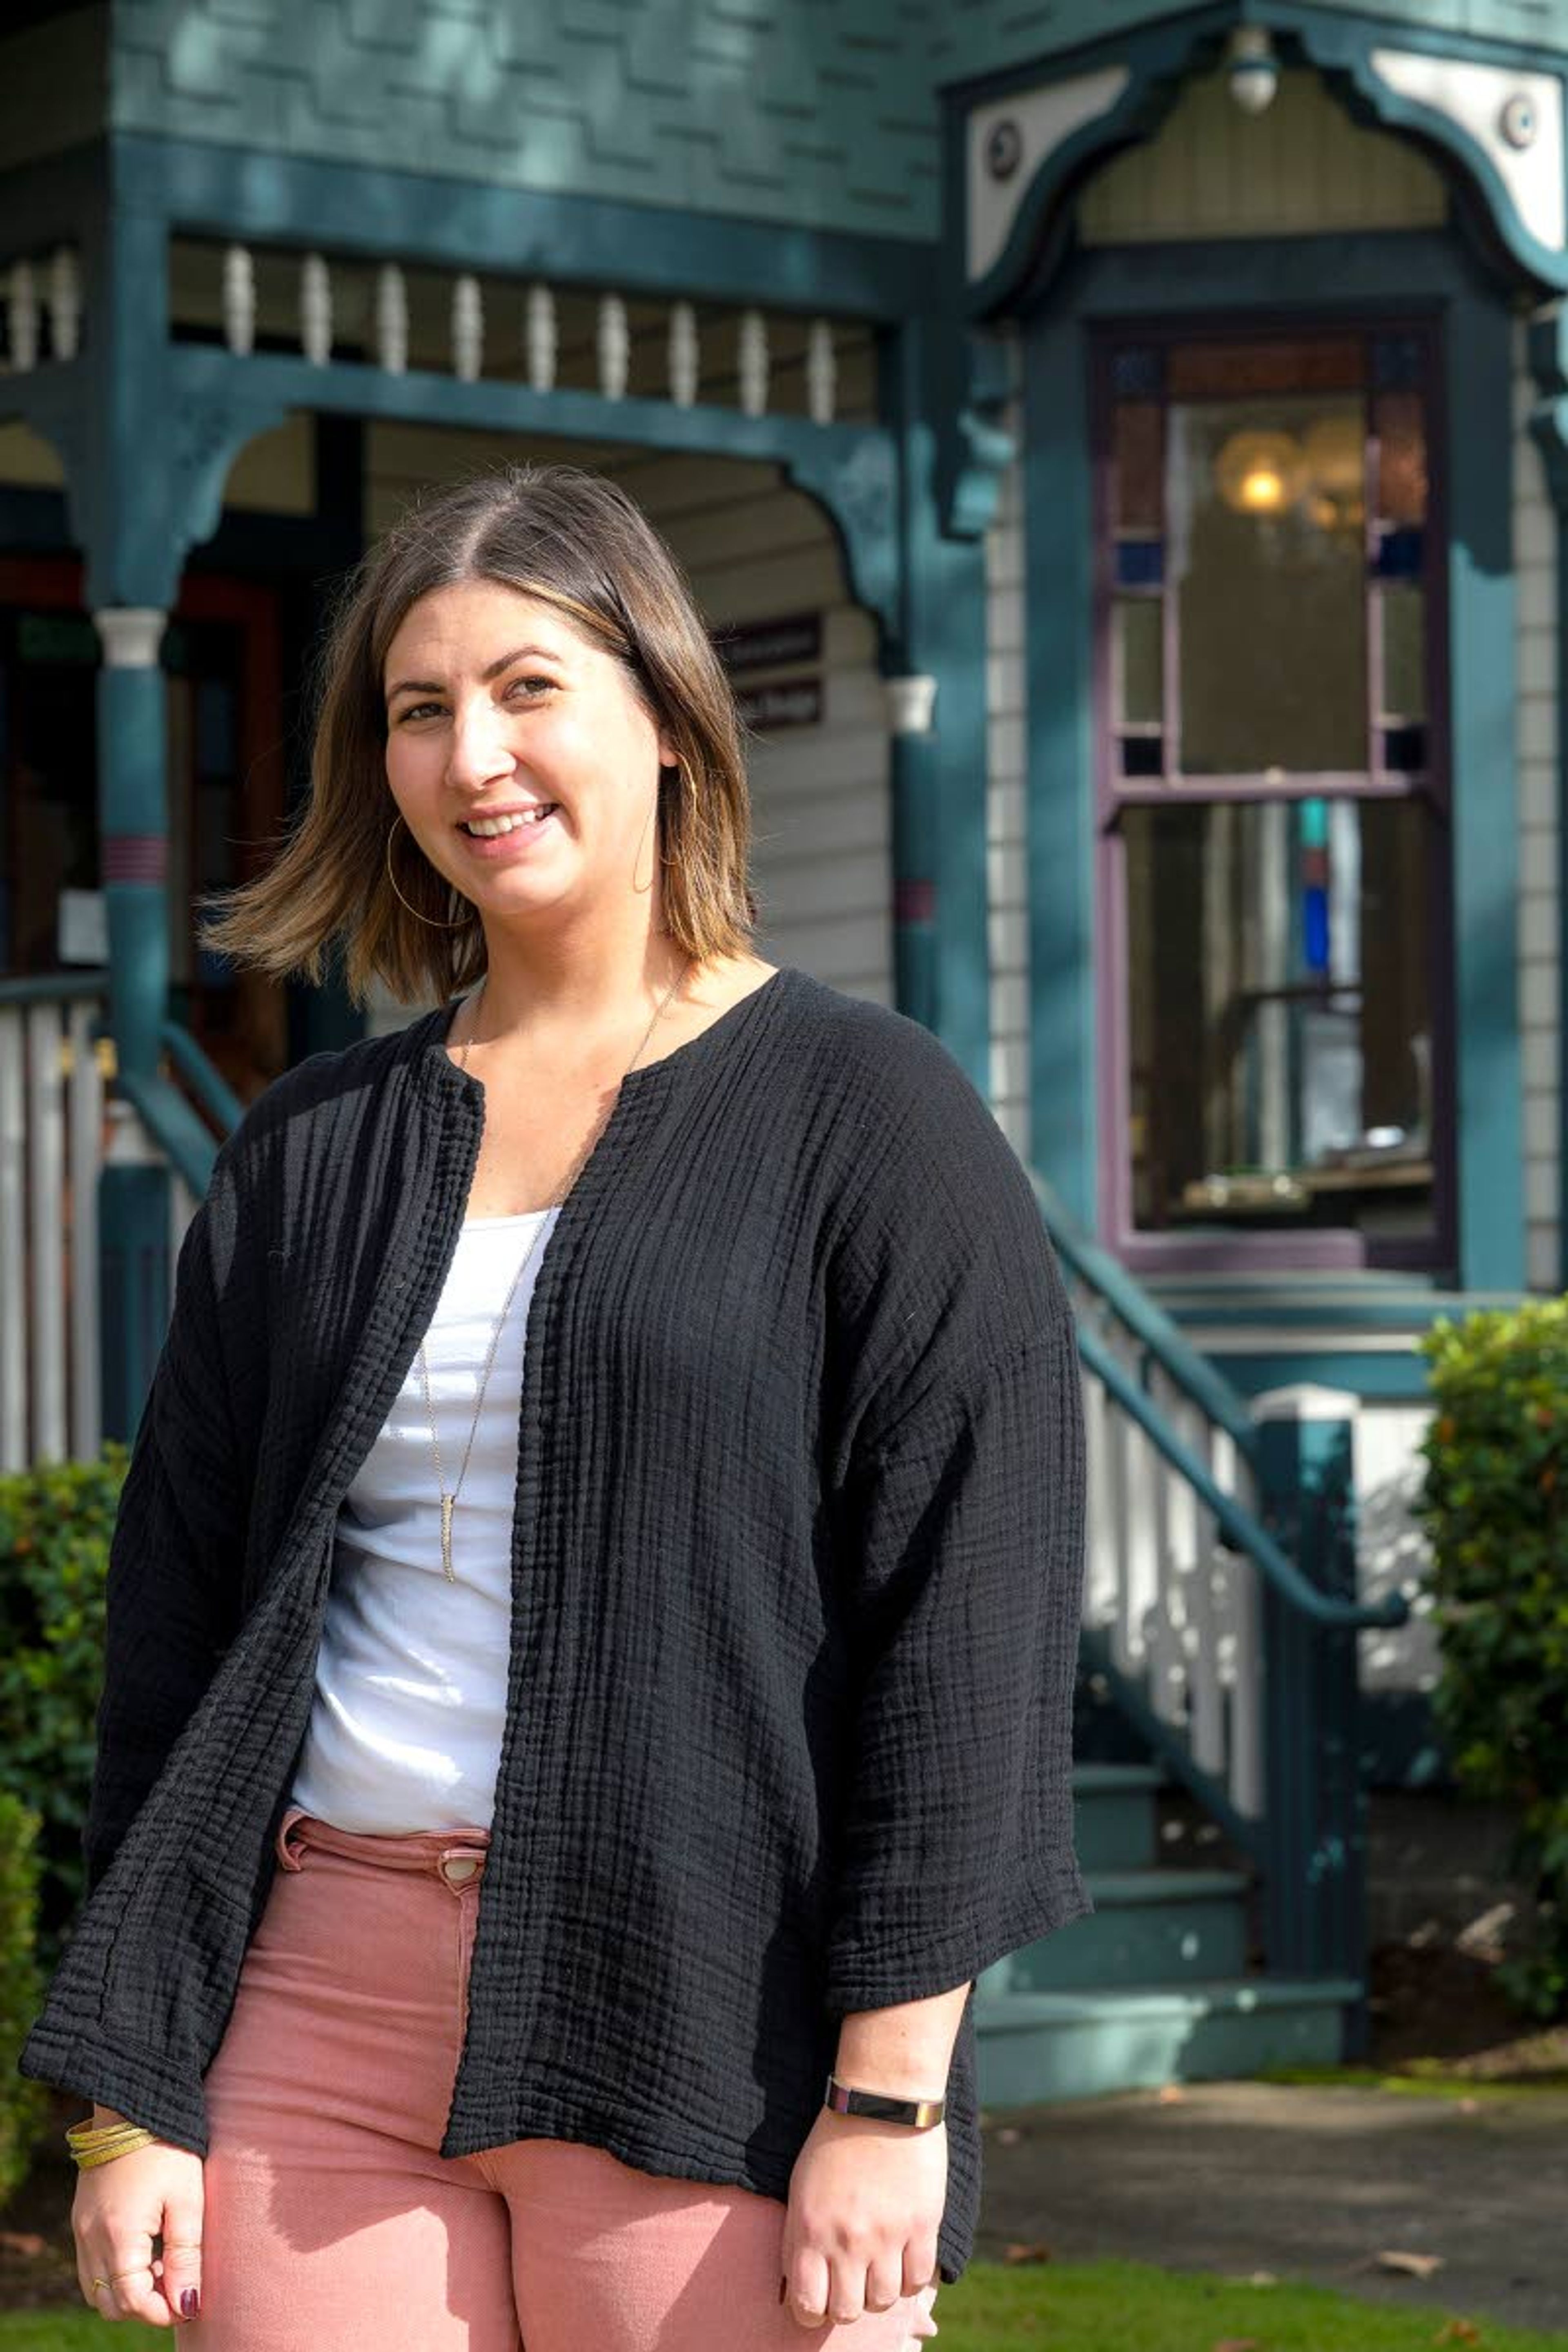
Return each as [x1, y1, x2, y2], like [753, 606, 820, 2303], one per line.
[381, 576, 674, 926]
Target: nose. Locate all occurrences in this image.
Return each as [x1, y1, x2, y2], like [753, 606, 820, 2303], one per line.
[444, 695, 517, 793]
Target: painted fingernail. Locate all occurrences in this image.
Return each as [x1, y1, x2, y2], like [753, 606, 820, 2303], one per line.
[181, 2287, 200, 2319]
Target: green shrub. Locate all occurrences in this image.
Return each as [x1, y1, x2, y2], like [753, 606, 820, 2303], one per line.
[0, 1788, 51, 2208]
[1415, 1300, 1568, 2020]
[0, 1449, 126, 1977]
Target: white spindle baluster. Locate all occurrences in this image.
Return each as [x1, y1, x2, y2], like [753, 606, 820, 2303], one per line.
[668, 301, 699, 406]
[8, 260, 38, 372]
[376, 265, 408, 375]
[0, 1010, 24, 1470]
[67, 999, 101, 1461]
[47, 247, 80, 361]
[26, 1004, 65, 1466]
[222, 244, 256, 355]
[805, 318, 835, 424]
[300, 252, 332, 365]
[597, 293, 628, 399]
[452, 272, 483, 381]
[526, 283, 556, 392]
[737, 307, 768, 416]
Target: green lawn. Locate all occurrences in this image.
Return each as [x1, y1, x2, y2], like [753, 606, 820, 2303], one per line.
[4, 2258, 1563, 2350]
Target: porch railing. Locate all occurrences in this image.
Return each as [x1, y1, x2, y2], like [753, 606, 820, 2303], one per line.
[0, 974, 108, 1472]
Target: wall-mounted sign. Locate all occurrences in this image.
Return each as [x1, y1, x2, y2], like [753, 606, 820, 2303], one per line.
[715, 612, 822, 676]
[735, 680, 822, 733]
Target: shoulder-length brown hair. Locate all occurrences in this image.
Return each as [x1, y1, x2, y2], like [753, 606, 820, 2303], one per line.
[200, 462, 758, 1006]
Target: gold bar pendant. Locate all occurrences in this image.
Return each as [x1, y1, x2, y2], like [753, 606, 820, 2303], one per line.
[440, 1492, 455, 1581]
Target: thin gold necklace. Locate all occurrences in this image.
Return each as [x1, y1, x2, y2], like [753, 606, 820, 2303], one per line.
[419, 955, 695, 1582]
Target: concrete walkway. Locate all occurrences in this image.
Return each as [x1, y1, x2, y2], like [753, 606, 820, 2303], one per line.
[975, 2080, 1568, 2336]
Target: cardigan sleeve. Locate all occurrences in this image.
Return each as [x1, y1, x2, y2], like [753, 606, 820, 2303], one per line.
[82, 1157, 250, 1900]
[821, 1300, 1095, 2016]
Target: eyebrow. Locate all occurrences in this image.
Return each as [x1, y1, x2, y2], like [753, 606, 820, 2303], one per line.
[384, 644, 564, 706]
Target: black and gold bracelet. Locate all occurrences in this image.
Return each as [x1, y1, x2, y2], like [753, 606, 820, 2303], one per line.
[823, 2073, 945, 2128]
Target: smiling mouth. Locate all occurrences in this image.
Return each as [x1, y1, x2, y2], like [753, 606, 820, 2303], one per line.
[459, 806, 559, 837]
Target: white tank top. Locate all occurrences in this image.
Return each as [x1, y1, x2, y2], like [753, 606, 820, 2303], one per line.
[287, 1207, 561, 1833]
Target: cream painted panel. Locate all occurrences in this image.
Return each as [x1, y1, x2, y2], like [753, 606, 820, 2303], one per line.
[0, 423, 65, 488]
[223, 414, 316, 515]
[1078, 67, 1447, 245]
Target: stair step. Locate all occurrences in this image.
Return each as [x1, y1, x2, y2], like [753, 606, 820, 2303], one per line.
[1083, 1867, 1250, 1904]
[1072, 1763, 1167, 1793]
[989, 1867, 1251, 1991]
[1072, 1763, 1168, 1872]
[975, 1975, 1361, 2107]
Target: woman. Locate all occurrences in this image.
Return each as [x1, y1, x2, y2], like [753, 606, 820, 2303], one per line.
[19, 464, 1092, 2348]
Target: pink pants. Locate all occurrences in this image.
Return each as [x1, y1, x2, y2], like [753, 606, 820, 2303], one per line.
[188, 1806, 942, 2350]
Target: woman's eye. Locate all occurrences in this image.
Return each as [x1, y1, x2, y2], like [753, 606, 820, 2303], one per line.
[399, 701, 442, 722]
[507, 675, 557, 699]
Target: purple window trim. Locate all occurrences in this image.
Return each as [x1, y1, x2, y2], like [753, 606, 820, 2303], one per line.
[1087, 315, 1454, 1278]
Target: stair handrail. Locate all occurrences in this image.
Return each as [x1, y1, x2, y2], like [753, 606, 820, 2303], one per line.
[1078, 1316, 1408, 1632]
[160, 1018, 245, 1138]
[1029, 1166, 1260, 1459]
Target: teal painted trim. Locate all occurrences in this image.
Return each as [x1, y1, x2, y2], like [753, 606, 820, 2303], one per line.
[99, 662, 168, 1083]
[1256, 1397, 1370, 2015]
[1147, 1284, 1532, 1329]
[956, 5, 1568, 318]
[876, 316, 993, 1085]
[1020, 229, 1526, 1294]
[1281, 5, 1568, 294]
[1205, 1352, 1434, 1401]
[966, 9, 1224, 317]
[114, 132, 934, 321]
[167, 346, 905, 644]
[98, 1160, 170, 1449]
[0, 971, 107, 1007]
[1021, 301, 1098, 1221]
[1441, 257, 1526, 1291]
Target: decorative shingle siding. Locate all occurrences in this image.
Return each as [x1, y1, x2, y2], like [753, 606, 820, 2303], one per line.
[111, 0, 942, 239]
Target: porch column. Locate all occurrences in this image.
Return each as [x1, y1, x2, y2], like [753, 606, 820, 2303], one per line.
[886, 674, 939, 1033]
[94, 606, 169, 1082]
[93, 606, 173, 1441]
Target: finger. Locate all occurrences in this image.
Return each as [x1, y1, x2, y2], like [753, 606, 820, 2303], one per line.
[864, 2253, 906, 2314]
[158, 2187, 205, 2323]
[785, 2246, 833, 2328]
[825, 2253, 868, 2327]
[92, 2254, 175, 2328]
[901, 2241, 940, 2299]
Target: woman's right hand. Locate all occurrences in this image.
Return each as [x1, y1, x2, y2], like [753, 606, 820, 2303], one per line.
[72, 2110, 204, 2327]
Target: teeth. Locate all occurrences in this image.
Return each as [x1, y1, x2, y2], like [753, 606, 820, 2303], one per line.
[464, 808, 555, 837]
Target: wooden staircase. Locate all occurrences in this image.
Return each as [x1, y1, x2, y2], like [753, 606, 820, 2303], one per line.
[976, 1760, 1357, 2105]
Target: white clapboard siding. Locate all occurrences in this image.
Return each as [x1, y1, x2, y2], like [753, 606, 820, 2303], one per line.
[985, 393, 1030, 1156]
[1514, 313, 1561, 1294]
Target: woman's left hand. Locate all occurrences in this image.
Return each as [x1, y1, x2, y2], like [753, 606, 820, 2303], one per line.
[780, 2109, 945, 2328]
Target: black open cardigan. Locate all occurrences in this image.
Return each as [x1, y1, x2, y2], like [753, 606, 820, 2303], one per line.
[19, 959, 1092, 2285]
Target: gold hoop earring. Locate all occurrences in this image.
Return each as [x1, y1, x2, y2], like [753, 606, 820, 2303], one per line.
[385, 811, 470, 929]
[633, 784, 660, 896]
